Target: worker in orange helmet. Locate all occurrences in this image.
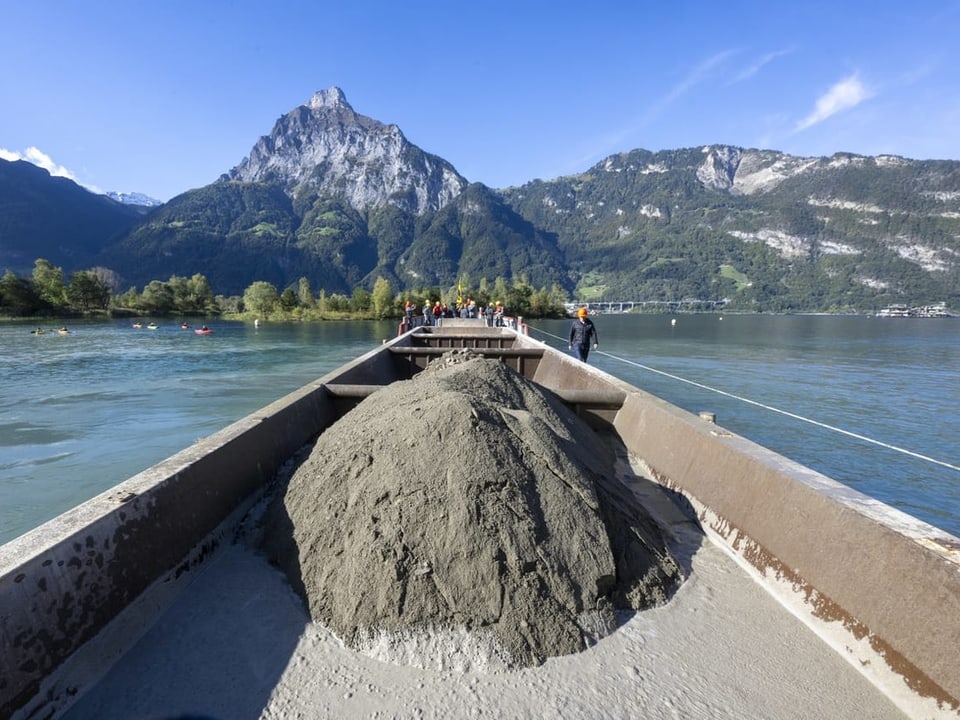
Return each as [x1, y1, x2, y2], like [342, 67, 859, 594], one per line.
[568, 307, 598, 362]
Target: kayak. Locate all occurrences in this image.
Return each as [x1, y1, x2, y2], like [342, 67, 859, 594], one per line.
[194, 328, 213, 335]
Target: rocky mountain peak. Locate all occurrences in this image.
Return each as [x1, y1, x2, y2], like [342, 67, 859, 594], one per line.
[222, 86, 467, 215]
[308, 86, 349, 111]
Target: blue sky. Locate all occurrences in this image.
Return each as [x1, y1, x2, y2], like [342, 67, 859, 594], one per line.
[2, 1, 959, 202]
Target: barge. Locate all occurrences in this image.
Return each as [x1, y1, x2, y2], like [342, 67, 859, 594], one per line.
[1, 324, 958, 718]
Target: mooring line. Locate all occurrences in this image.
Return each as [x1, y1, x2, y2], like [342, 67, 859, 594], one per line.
[530, 327, 960, 474]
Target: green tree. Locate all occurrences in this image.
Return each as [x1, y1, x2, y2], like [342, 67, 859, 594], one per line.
[504, 281, 533, 317]
[350, 286, 371, 313]
[456, 272, 473, 306]
[166, 273, 216, 314]
[140, 281, 175, 314]
[32, 259, 66, 308]
[297, 277, 314, 308]
[113, 286, 142, 311]
[326, 293, 350, 312]
[167, 276, 192, 312]
[186, 273, 217, 313]
[89, 267, 122, 295]
[216, 294, 242, 314]
[548, 283, 568, 312]
[527, 287, 554, 317]
[280, 287, 299, 310]
[67, 271, 110, 311]
[492, 277, 511, 308]
[243, 281, 279, 315]
[0, 270, 44, 316]
[371, 276, 394, 318]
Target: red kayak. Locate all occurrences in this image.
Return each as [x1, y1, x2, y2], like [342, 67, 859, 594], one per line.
[194, 328, 213, 335]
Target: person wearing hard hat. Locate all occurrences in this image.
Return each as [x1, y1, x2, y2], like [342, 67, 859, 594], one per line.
[569, 307, 599, 362]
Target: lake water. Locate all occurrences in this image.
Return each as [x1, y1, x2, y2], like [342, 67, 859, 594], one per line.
[1, 314, 958, 545]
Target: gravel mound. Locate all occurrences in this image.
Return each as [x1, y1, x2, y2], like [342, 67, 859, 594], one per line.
[262, 350, 681, 669]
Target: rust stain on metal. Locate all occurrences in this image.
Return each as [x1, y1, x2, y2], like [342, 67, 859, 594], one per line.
[647, 467, 959, 713]
[922, 536, 960, 553]
[729, 519, 958, 712]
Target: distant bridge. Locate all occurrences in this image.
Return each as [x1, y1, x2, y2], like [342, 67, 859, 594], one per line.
[565, 299, 727, 314]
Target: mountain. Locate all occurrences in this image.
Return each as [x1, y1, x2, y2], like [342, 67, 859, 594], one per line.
[501, 146, 960, 310]
[99, 88, 564, 296]
[105, 191, 163, 207]
[0, 158, 145, 277]
[3, 88, 959, 311]
[223, 87, 467, 216]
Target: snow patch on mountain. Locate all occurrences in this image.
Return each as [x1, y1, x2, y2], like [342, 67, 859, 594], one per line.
[105, 191, 163, 207]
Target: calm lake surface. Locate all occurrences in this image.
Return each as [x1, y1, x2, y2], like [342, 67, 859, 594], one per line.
[2, 314, 958, 544]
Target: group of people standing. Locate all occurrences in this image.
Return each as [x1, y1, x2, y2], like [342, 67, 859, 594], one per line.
[403, 299, 507, 329]
[403, 299, 599, 364]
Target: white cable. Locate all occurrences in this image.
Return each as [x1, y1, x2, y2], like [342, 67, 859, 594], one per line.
[533, 327, 960, 474]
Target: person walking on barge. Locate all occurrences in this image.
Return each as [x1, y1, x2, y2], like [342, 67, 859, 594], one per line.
[568, 307, 599, 362]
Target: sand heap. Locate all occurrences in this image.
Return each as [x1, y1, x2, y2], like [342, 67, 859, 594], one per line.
[262, 350, 681, 670]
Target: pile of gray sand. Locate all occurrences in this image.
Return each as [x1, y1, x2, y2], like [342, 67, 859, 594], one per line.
[261, 349, 682, 670]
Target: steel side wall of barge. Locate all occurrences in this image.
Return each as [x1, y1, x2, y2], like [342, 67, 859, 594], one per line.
[1, 327, 958, 719]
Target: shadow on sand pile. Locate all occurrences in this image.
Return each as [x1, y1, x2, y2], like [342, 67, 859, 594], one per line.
[261, 350, 682, 670]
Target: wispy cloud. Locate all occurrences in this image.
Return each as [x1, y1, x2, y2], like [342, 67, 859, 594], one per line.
[559, 50, 740, 175]
[796, 74, 873, 131]
[657, 50, 738, 109]
[894, 60, 937, 88]
[0, 146, 80, 182]
[0, 146, 103, 193]
[729, 49, 792, 85]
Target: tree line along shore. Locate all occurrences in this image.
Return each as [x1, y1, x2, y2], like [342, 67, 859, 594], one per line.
[1, 258, 571, 321]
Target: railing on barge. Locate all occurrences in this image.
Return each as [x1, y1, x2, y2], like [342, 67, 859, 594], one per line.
[323, 326, 625, 421]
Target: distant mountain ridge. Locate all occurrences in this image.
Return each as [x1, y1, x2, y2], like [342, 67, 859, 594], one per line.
[222, 87, 467, 216]
[501, 145, 960, 308]
[2, 87, 958, 312]
[105, 191, 163, 207]
[0, 159, 145, 277]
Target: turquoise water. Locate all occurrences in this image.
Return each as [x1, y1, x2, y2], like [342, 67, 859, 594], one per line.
[1, 315, 958, 544]
[532, 314, 960, 535]
[0, 318, 399, 544]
